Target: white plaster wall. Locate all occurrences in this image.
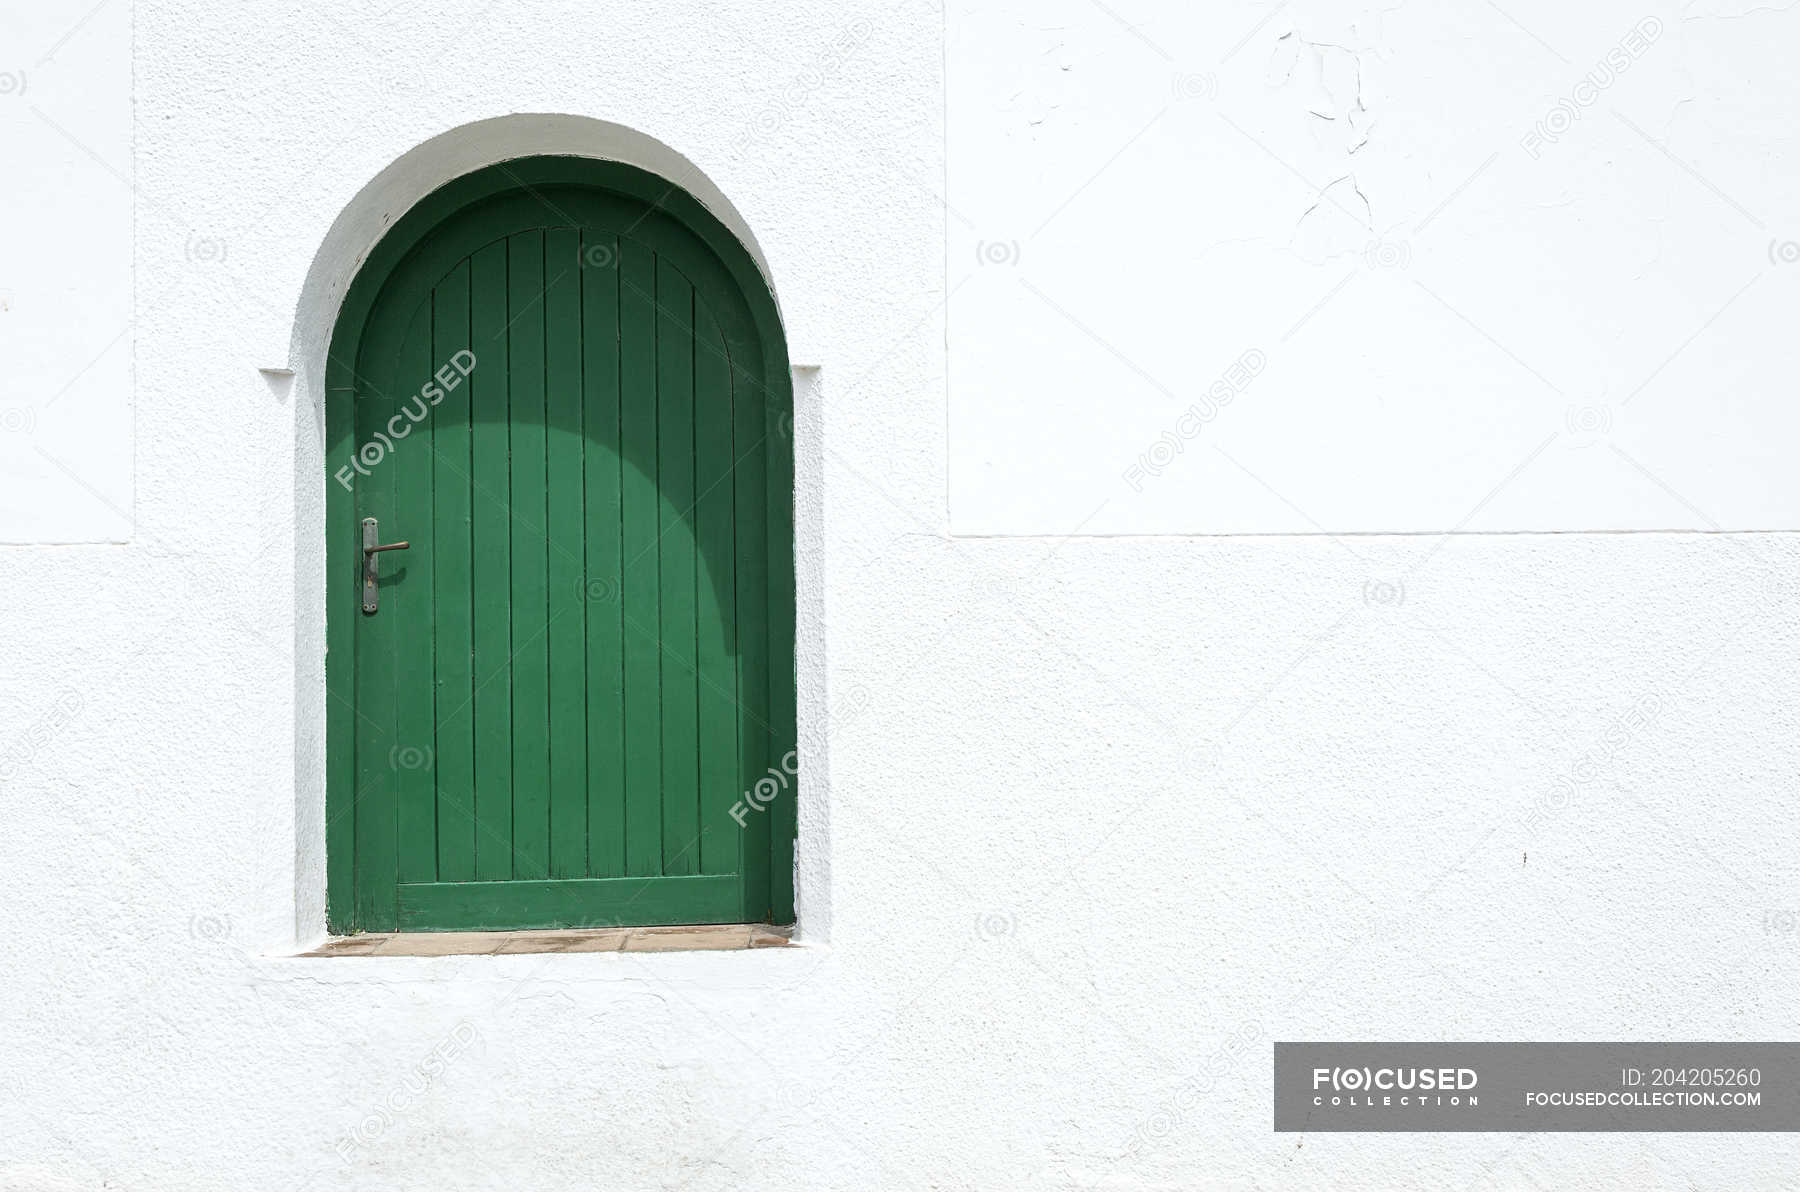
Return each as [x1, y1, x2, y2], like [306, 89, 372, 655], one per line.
[0, 1, 1796, 1189]
[0, 2, 132, 541]
[948, 0, 1800, 535]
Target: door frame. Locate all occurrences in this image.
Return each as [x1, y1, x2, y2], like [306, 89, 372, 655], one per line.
[322, 155, 796, 934]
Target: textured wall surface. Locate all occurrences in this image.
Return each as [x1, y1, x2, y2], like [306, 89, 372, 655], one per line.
[948, 1, 1800, 536]
[0, 2, 131, 541]
[1, 1, 1797, 1189]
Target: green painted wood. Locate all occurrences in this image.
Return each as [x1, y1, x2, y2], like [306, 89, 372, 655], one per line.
[693, 303, 740, 878]
[656, 259, 700, 877]
[765, 336, 799, 924]
[581, 229, 627, 879]
[734, 321, 773, 923]
[431, 260, 477, 882]
[350, 300, 419, 930]
[508, 231, 552, 883]
[397, 874, 742, 931]
[618, 238, 663, 880]
[392, 301, 437, 885]
[324, 359, 356, 929]
[468, 238, 514, 883]
[545, 228, 588, 881]
[327, 158, 795, 934]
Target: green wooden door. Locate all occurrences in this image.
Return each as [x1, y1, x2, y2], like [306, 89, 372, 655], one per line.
[325, 159, 795, 933]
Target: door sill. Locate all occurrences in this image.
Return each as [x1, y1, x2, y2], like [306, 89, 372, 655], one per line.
[303, 923, 792, 957]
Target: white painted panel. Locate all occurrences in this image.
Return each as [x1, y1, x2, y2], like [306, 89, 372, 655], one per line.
[948, 0, 1800, 533]
[0, 3, 132, 543]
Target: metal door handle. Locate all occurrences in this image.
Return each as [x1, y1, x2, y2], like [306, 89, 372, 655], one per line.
[361, 517, 409, 614]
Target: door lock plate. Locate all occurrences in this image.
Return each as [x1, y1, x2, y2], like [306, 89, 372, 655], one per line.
[361, 517, 410, 614]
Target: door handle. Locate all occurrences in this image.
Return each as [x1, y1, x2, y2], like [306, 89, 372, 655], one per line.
[361, 517, 410, 614]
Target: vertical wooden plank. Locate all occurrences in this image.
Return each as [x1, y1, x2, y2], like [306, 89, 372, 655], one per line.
[326, 387, 356, 929]
[544, 228, 588, 879]
[393, 304, 437, 885]
[656, 259, 700, 877]
[509, 230, 552, 882]
[432, 260, 476, 882]
[618, 240, 664, 877]
[734, 335, 772, 918]
[326, 370, 356, 928]
[764, 343, 798, 922]
[693, 304, 739, 877]
[352, 308, 412, 929]
[469, 238, 514, 881]
[582, 230, 626, 878]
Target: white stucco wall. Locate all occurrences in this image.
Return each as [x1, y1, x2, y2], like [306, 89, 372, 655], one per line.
[0, 2, 131, 542]
[1, 1, 1797, 1188]
[948, 2, 1800, 537]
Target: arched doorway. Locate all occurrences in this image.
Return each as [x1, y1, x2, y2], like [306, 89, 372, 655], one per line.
[324, 157, 794, 933]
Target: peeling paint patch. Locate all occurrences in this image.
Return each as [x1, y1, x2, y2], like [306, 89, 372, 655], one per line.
[1270, 30, 1373, 154]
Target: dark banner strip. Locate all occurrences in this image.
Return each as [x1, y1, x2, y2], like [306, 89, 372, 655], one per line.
[1275, 1043, 1800, 1131]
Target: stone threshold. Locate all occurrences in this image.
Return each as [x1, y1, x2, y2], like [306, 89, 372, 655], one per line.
[304, 923, 792, 957]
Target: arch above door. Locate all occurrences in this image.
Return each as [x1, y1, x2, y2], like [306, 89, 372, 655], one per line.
[325, 156, 796, 933]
